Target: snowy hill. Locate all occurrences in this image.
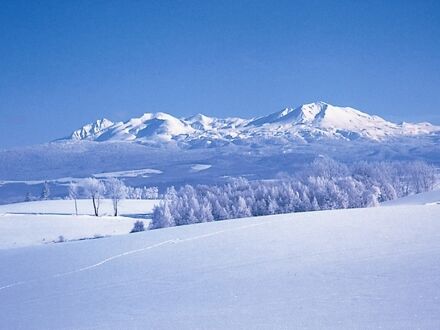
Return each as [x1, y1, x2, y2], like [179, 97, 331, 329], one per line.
[1, 201, 439, 328]
[94, 112, 195, 143]
[381, 189, 440, 206]
[62, 102, 440, 145]
[0, 199, 159, 249]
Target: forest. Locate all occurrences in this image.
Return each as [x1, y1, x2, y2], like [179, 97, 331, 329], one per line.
[151, 158, 437, 228]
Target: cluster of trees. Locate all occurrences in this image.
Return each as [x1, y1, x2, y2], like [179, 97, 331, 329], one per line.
[152, 159, 437, 229]
[68, 178, 159, 216]
[26, 180, 158, 206]
[69, 178, 121, 216]
[126, 186, 159, 199]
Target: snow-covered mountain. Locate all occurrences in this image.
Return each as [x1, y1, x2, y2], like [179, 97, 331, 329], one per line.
[63, 102, 440, 145]
[2, 101, 438, 204]
[70, 118, 114, 140]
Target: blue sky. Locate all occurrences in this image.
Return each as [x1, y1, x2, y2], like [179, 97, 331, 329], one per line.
[1, 0, 439, 148]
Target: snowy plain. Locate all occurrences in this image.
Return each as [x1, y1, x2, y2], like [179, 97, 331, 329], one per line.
[0, 199, 158, 249]
[0, 194, 439, 329]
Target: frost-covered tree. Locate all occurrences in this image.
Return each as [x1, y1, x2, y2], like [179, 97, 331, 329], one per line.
[151, 201, 175, 228]
[83, 178, 106, 216]
[41, 181, 50, 200]
[105, 178, 128, 216]
[234, 196, 251, 218]
[409, 161, 436, 193]
[68, 182, 80, 216]
[307, 156, 349, 179]
[311, 196, 320, 211]
[126, 187, 138, 199]
[151, 159, 438, 229]
[142, 186, 159, 199]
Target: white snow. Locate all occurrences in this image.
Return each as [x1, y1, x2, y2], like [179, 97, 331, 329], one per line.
[93, 168, 163, 178]
[88, 112, 195, 142]
[382, 189, 440, 206]
[70, 118, 114, 140]
[0, 199, 159, 216]
[0, 169, 163, 186]
[63, 102, 440, 144]
[0, 214, 146, 249]
[0, 198, 440, 328]
[190, 164, 212, 172]
[0, 199, 159, 249]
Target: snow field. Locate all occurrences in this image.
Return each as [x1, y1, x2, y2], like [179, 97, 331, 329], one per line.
[0, 202, 439, 328]
[0, 199, 159, 249]
[381, 188, 440, 206]
[0, 199, 159, 216]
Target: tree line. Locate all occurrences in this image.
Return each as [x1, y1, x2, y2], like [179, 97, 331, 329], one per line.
[68, 178, 159, 216]
[152, 158, 437, 229]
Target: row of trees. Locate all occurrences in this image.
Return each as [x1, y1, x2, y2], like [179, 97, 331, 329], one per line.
[68, 178, 159, 216]
[152, 159, 437, 229]
[69, 178, 123, 216]
[126, 186, 159, 200]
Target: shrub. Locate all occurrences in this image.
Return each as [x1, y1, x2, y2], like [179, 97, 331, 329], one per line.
[131, 220, 145, 233]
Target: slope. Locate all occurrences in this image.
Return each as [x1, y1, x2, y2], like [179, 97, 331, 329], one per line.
[0, 199, 159, 249]
[381, 189, 440, 206]
[1, 203, 439, 328]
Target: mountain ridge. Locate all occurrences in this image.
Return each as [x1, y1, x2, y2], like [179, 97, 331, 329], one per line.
[63, 102, 440, 146]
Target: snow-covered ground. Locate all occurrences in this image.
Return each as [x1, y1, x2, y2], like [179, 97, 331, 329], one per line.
[190, 164, 212, 172]
[0, 199, 159, 249]
[0, 195, 439, 328]
[0, 199, 158, 216]
[93, 168, 163, 178]
[381, 189, 440, 206]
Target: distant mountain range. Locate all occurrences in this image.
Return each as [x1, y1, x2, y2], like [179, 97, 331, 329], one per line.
[62, 102, 440, 146]
[1, 101, 440, 204]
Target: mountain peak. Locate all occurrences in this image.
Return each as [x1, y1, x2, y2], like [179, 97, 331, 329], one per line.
[248, 101, 329, 126]
[70, 118, 113, 140]
[63, 103, 440, 145]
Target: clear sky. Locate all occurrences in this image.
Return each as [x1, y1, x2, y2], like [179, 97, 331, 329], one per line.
[1, 0, 440, 148]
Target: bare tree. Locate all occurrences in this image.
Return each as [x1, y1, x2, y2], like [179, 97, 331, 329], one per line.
[105, 178, 128, 216]
[68, 182, 80, 216]
[83, 178, 106, 216]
